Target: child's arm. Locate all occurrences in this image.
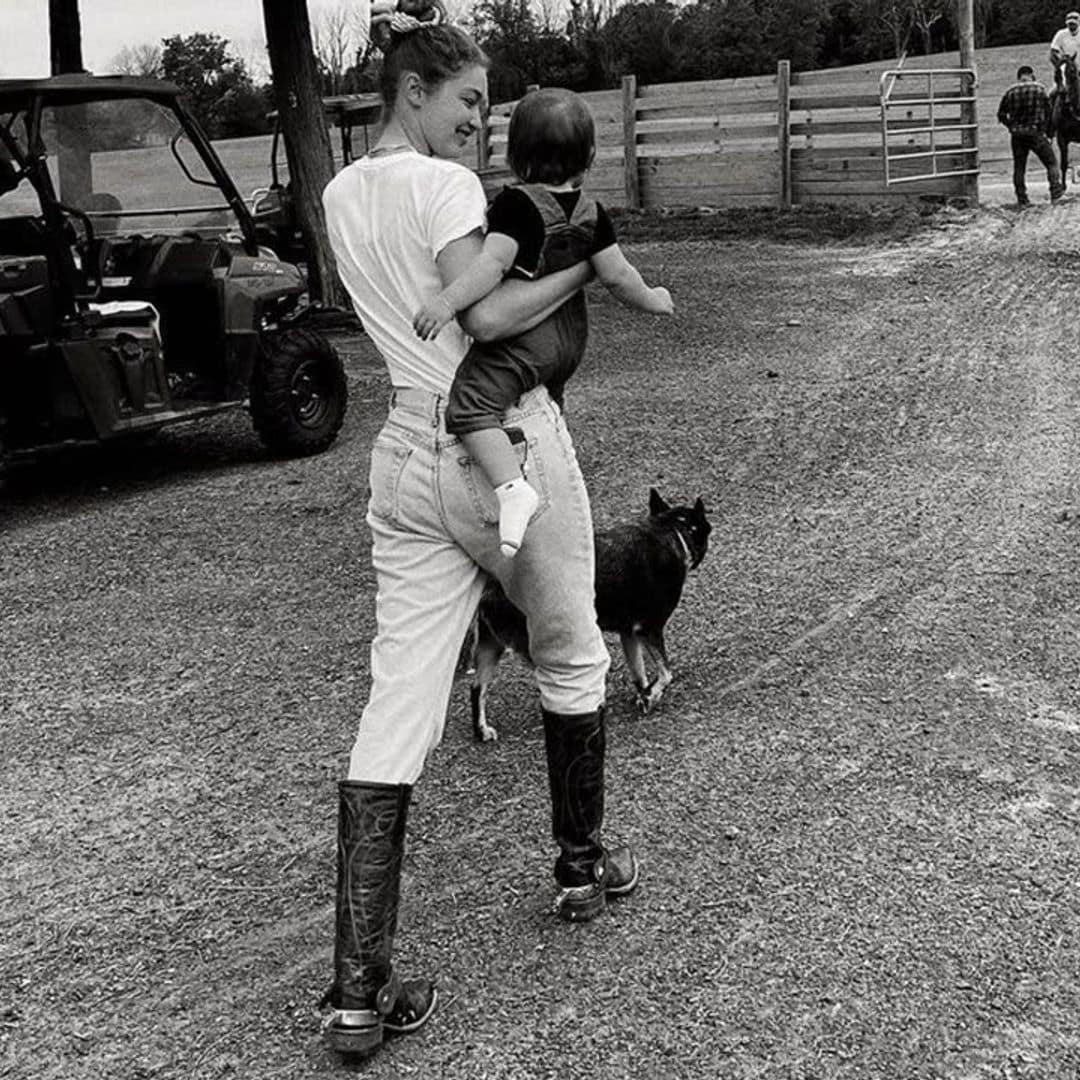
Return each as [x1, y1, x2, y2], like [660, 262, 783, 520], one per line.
[413, 232, 519, 340]
[591, 244, 673, 315]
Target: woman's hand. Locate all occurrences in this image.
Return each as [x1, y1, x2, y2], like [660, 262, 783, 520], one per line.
[413, 296, 456, 340]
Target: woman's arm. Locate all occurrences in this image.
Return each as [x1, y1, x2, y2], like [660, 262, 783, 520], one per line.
[414, 233, 518, 341]
[436, 231, 594, 342]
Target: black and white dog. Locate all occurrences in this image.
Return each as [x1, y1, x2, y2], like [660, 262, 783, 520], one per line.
[466, 489, 712, 741]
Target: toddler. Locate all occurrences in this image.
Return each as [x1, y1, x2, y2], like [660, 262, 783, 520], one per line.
[413, 87, 673, 556]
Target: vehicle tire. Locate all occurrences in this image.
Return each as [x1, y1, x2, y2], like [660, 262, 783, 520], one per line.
[250, 328, 347, 456]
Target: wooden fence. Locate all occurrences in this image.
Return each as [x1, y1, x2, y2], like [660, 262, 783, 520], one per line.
[474, 61, 975, 208]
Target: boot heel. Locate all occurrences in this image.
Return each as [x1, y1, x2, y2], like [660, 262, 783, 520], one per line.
[323, 1009, 382, 1057]
[554, 883, 606, 922]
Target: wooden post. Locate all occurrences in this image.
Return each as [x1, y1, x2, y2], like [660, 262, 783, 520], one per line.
[622, 74, 640, 210]
[956, 0, 979, 203]
[777, 60, 792, 208]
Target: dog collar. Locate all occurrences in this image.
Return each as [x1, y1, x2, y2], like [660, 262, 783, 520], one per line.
[672, 526, 695, 569]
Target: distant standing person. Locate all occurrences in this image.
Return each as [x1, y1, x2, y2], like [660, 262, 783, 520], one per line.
[1051, 10, 1080, 87]
[997, 65, 1064, 207]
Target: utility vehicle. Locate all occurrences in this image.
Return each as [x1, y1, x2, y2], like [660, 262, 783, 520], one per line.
[0, 74, 347, 469]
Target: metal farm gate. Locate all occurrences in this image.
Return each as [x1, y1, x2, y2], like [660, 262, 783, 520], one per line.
[879, 67, 980, 186]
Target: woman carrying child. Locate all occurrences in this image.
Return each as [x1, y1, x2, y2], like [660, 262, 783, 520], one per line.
[319, 12, 661, 1061]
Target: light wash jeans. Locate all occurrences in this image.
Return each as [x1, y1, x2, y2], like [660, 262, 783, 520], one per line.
[348, 385, 610, 784]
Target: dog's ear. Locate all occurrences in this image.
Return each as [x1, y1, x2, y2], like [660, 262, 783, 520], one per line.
[649, 488, 669, 515]
[694, 497, 707, 517]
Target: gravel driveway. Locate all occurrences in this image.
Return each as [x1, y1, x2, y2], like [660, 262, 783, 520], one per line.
[3, 205, 1079, 1080]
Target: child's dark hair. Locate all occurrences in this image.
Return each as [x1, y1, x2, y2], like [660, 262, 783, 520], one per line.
[1017, 64, 1035, 79]
[507, 88, 596, 186]
[379, 23, 488, 111]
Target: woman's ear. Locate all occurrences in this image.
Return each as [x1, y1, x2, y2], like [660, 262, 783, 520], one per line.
[402, 71, 425, 108]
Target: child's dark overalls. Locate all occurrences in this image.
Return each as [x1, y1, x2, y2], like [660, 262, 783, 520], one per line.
[445, 184, 600, 434]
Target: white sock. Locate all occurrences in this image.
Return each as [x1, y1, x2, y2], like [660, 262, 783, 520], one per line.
[494, 477, 539, 557]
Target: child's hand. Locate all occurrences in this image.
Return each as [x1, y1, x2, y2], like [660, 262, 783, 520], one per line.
[651, 286, 674, 315]
[413, 296, 455, 340]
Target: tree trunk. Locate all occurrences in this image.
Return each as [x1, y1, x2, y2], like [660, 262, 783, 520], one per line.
[261, 0, 346, 306]
[49, 0, 84, 74]
[49, 0, 92, 206]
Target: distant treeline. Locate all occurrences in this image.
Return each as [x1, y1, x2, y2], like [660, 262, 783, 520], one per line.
[115, 0, 1072, 137]
[350, 0, 1072, 102]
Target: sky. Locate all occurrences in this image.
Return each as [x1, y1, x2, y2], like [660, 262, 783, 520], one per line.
[1, 0, 276, 79]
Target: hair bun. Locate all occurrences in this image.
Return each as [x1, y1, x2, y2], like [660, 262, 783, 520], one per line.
[371, 0, 447, 48]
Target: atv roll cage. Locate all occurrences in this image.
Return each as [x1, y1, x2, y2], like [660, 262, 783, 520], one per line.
[0, 75, 260, 255]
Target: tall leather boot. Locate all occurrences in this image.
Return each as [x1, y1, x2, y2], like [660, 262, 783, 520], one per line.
[542, 707, 640, 922]
[322, 781, 437, 1057]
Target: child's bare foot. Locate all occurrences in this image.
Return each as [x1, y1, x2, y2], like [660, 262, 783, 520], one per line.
[494, 477, 539, 557]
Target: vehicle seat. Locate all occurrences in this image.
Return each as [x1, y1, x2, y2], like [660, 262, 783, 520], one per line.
[139, 237, 228, 374]
[0, 215, 80, 313]
[0, 254, 54, 341]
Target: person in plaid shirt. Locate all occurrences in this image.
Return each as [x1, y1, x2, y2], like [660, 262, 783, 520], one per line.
[997, 65, 1065, 207]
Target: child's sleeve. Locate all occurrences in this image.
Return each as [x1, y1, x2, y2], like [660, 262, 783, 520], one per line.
[486, 187, 545, 276]
[590, 202, 618, 256]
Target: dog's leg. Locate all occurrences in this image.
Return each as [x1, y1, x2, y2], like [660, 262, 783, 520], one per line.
[640, 628, 674, 710]
[470, 638, 505, 742]
[620, 632, 655, 712]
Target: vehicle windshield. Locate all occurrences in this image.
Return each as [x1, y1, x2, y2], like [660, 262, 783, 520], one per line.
[0, 96, 241, 236]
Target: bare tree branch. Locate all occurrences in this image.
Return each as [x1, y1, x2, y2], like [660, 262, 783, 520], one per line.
[108, 43, 164, 78]
[311, 1, 360, 95]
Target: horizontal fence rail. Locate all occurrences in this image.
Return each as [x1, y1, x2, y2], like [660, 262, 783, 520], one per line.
[474, 60, 979, 208]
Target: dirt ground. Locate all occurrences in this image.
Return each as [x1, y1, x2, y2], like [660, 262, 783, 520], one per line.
[3, 202, 1080, 1080]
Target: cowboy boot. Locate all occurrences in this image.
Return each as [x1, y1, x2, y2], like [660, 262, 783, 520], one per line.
[322, 781, 437, 1057]
[542, 706, 640, 922]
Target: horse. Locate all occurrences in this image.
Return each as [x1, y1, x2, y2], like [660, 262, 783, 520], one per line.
[1050, 55, 1080, 186]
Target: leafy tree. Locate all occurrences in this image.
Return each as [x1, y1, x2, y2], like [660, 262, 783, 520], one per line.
[672, 0, 770, 79]
[215, 83, 273, 138]
[597, 2, 680, 85]
[989, 0, 1061, 46]
[764, 0, 826, 70]
[161, 33, 257, 138]
[471, 0, 542, 99]
[819, 0, 869, 66]
[530, 32, 592, 89]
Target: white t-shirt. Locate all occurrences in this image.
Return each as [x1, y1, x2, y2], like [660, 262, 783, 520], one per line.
[1052, 26, 1080, 59]
[323, 148, 487, 395]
